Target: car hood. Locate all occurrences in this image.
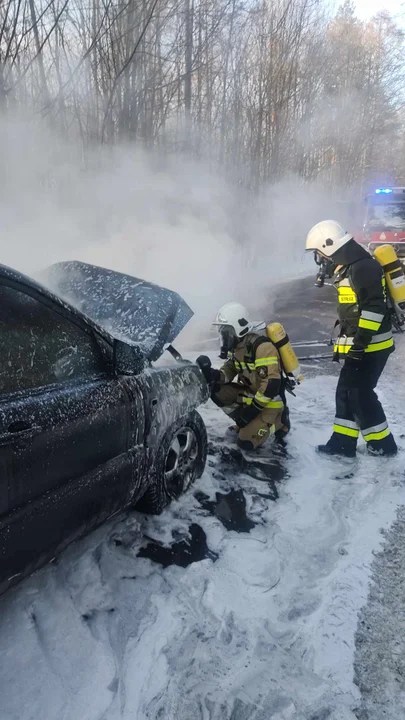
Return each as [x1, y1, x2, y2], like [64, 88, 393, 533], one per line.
[42, 261, 193, 361]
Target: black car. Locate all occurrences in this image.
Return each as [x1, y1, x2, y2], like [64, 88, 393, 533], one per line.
[0, 261, 209, 595]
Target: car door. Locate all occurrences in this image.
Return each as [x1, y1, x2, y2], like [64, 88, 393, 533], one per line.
[0, 281, 144, 590]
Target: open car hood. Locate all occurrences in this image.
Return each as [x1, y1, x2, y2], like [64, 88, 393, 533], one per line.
[42, 261, 193, 361]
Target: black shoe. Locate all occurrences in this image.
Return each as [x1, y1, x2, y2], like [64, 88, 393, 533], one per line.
[274, 428, 289, 445]
[237, 439, 255, 451]
[317, 443, 356, 458]
[367, 435, 398, 457]
[367, 446, 398, 457]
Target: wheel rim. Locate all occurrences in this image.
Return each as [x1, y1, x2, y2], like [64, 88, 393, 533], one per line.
[164, 427, 199, 498]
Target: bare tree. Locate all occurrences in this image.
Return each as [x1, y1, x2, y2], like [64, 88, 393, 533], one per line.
[0, 0, 404, 189]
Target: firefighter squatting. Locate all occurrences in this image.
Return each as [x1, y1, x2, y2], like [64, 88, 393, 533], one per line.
[197, 220, 402, 458]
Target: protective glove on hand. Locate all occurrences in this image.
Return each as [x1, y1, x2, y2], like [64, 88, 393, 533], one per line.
[345, 347, 364, 368]
[196, 355, 222, 385]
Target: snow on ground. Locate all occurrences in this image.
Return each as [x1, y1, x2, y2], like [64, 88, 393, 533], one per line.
[1, 351, 405, 720]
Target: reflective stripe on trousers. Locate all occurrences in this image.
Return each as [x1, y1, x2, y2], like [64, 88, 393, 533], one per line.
[333, 417, 392, 443]
[362, 421, 391, 442]
[333, 417, 359, 438]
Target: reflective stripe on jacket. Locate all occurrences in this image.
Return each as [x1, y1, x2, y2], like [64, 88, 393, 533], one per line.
[333, 331, 394, 354]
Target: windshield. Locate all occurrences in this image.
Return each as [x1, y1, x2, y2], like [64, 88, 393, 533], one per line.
[366, 203, 405, 231]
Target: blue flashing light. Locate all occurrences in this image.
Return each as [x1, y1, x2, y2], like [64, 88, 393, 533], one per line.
[375, 188, 393, 194]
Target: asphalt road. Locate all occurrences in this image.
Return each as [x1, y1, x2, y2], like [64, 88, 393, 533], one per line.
[271, 274, 338, 376]
[273, 275, 336, 341]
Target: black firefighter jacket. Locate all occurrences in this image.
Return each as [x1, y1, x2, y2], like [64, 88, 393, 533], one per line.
[332, 240, 394, 358]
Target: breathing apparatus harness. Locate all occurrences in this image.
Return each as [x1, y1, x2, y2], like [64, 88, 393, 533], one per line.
[230, 324, 302, 397]
[245, 336, 296, 397]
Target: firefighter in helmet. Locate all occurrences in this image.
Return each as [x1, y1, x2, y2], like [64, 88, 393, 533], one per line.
[196, 303, 290, 450]
[306, 220, 397, 457]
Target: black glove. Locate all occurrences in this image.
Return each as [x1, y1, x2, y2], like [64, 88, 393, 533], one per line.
[196, 355, 221, 385]
[345, 347, 364, 368]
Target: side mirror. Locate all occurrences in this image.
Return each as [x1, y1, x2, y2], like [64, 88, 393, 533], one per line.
[113, 339, 145, 375]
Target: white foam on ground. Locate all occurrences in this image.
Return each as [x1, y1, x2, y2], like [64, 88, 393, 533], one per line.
[0, 352, 404, 720]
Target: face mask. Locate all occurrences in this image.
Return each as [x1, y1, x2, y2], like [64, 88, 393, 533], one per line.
[218, 326, 237, 359]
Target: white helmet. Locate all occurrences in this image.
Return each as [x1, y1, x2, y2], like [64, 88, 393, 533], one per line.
[213, 302, 253, 338]
[306, 220, 353, 258]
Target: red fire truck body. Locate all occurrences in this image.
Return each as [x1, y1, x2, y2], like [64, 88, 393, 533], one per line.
[355, 187, 405, 263]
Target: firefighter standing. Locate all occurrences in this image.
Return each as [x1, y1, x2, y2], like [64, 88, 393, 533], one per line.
[306, 220, 397, 457]
[196, 303, 290, 451]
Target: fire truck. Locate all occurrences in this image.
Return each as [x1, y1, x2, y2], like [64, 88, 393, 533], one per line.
[313, 187, 405, 287]
[356, 186, 405, 267]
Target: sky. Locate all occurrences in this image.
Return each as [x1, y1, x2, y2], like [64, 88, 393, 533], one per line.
[354, 0, 404, 19]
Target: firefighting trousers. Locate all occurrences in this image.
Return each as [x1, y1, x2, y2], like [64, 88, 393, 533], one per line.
[211, 382, 285, 449]
[329, 350, 397, 454]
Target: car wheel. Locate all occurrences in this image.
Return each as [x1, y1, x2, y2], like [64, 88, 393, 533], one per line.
[136, 411, 207, 514]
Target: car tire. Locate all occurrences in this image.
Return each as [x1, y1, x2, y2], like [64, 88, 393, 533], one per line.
[136, 410, 207, 515]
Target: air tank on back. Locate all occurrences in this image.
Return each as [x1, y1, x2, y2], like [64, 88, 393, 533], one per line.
[373, 244, 405, 325]
[266, 322, 302, 382]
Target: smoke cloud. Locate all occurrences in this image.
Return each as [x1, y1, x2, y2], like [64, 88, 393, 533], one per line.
[0, 111, 354, 344]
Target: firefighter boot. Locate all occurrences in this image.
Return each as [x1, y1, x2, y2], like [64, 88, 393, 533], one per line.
[367, 433, 398, 457]
[317, 437, 356, 458]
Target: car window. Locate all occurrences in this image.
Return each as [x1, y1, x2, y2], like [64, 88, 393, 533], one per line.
[0, 285, 105, 395]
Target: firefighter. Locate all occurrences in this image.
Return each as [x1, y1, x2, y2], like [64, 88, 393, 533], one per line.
[306, 220, 397, 457]
[196, 303, 290, 450]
